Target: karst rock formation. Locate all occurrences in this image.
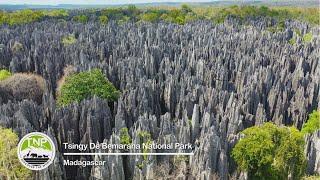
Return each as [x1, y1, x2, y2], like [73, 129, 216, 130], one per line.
[0, 18, 319, 179]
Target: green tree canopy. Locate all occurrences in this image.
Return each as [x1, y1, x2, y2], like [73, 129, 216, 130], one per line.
[57, 69, 120, 106]
[232, 123, 306, 180]
[120, 128, 131, 145]
[0, 69, 12, 81]
[302, 110, 320, 134]
[99, 15, 109, 24]
[0, 127, 32, 179]
[73, 15, 88, 23]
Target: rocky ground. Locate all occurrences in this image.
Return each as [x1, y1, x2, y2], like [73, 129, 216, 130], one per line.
[0, 18, 319, 179]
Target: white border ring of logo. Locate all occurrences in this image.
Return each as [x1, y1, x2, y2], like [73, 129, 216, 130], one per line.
[17, 132, 56, 171]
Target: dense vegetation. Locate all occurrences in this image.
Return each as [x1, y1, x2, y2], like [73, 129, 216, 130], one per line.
[0, 69, 11, 81]
[0, 3, 318, 179]
[120, 127, 131, 145]
[194, 5, 319, 25]
[0, 127, 31, 179]
[301, 111, 320, 134]
[232, 123, 306, 180]
[137, 131, 152, 161]
[0, 5, 318, 26]
[57, 69, 120, 106]
[62, 34, 77, 46]
[0, 9, 68, 25]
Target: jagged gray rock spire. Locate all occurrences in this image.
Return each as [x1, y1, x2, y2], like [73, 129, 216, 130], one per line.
[0, 17, 319, 179]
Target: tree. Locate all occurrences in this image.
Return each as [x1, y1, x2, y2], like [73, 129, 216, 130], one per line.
[181, 4, 192, 14]
[57, 69, 120, 106]
[273, 127, 306, 179]
[301, 111, 320, 134]
[0, 69, 11, 81]
[140, 12, 160, 23]
[232, 123, 306, 180]
[120, 128, 131, 145]
[99, 15, 108, 24]
[73, 15, 88, 23]
[62, 34, 77, 46]
[0, 127, 32, 179]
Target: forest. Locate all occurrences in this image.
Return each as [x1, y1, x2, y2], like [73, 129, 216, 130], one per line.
[0, 5, 319, 26]
[0, 4, 319, 180]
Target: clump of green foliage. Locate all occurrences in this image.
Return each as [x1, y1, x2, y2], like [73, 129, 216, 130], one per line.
[232, 122, 306, 180]
[140, 12, 161, 23]
[302, 33, 313, 43]
[62, 35, 77, 46]
[302, 175, 320, 180]
[0, 9, 68, 26]
[161, 5, 197, 25]
[301, 111, 320, 134]
[43, 9, 68, 17]
[0, 9, 43, 26]
[136, 162, 144, 170]
[188, 118, 192, 126]
[135, 130, 152, 170]
[137, 131, 152, 161]
[289, 38, 296, 45]
[57, 69, 120, 106]
[120, 128, 131, 145]
[194, 5, 319, 25]
[174, 155, 189, 166]
[99, 15, 108, 24]
[0, 127, 32, 179]
[0, 69, 12, 81]
[73, 15, 88, 23]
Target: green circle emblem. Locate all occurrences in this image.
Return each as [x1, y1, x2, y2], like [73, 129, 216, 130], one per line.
[17, 132, 56, 171]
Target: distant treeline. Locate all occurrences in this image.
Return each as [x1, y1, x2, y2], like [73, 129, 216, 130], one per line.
[0, 5, 318, 26]
[0, 9, 68, 25]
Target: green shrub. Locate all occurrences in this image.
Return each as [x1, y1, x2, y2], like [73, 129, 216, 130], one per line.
[117, 15, 130, 24]
[162, 9, 186, 25]
[0, 127, 32, 179]
[62, 35, 77, 46]
[174, 155, 189, 165]
[136, 162, 144, 169]
[301, 111, 320, 134]
[303, 33, 313, 43]
[57, 69, 120, 106]
[294, 28, 302, 37]
[120, 128, 131, 145]
[43, 9, 68, 17]
[303, 175, 320, 180]
[289, 38, 296, 45]
[0, 69, 11, 81]
[140, 12, 160, 23]
[73, 15, 88, 23]
[232, 122, 306, 180]
[137, 131, 152, 161]
[99, 15, 108, 24]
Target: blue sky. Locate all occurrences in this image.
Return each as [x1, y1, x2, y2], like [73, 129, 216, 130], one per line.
[1, 0, 214, 5]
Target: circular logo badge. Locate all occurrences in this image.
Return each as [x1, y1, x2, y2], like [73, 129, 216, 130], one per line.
[17, 132, 56, 171]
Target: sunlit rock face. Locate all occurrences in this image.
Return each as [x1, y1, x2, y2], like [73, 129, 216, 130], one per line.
[0, 18, 319, 179]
